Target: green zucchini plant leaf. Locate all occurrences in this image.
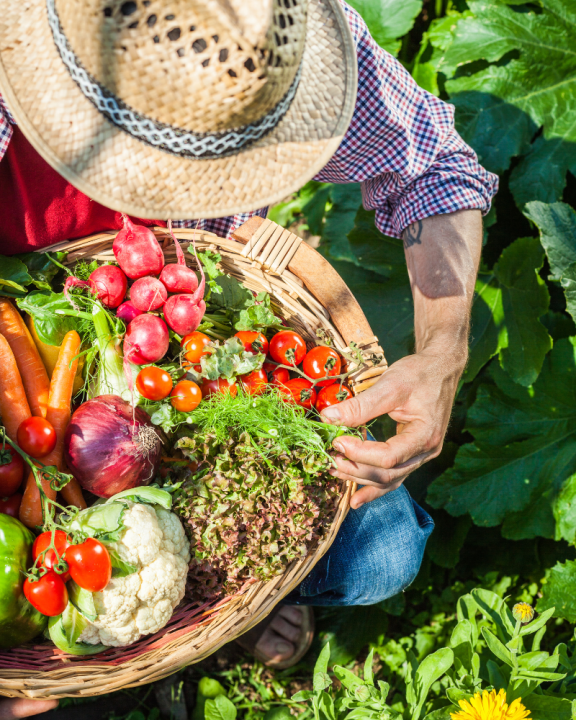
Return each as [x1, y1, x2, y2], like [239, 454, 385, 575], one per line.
[428, 338, 576, 540]
[347, 0, 423, 56]
[537, 559, 576, 623]
[524, 201, 576, 326]
[464, 236, 552, 385]
[433, 0, 576, 206]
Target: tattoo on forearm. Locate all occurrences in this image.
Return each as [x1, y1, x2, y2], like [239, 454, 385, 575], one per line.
[403, 220, 423, 249]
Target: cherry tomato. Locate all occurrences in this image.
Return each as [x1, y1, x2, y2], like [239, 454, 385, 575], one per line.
[0, 493, 22, 518]
[17, 417, 57, 459]
[241, 369, 268, 395]
[263, 361, 290, 387]
[269, 331, 307, 366]
[282, 378, 317, 410]
[136, 366, 173, 401]
[33, 530, 70, 582]
[234, 331, 269, 355]
[24, 571, 68, 617]
[170, 380, 202, 412]
[302, 346, 342, 387]
[0, 446, 25, 495]
[316, 384, 353, 413]
[181, 331, 212, 364]
[200, 377, 238, 398]
[65, 538, 112, 592]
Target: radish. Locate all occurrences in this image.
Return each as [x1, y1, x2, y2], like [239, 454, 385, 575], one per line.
[116, 300, 143, 324]
[113, 215, 164, 279]
[159, 226, 199, 293]
[163, 295, 206, 336]
[130, 277, 167, 311]
[89, 265, 128, 309]
[123, 314, 169, 365]
[162, 233, 207, 335]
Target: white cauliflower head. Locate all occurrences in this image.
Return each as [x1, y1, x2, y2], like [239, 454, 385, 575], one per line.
[79, 502, 190, 647]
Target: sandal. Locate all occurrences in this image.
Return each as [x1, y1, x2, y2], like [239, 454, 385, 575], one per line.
[235, 605, 315, 670]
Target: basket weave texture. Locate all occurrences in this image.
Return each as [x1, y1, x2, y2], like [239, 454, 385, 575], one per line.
[0, 221, 387, 700]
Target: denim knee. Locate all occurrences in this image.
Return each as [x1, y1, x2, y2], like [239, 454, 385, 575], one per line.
[288, 485, 434, 607]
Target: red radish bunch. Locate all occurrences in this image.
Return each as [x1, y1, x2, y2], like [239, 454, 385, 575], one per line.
[116, 300, 143, 324]
[130, 277, 167, 311]
[123, 314, 169, 365]
[160, 231, 199, 293]
[89, 265, 128, 309]
[113, 215, 164, 279]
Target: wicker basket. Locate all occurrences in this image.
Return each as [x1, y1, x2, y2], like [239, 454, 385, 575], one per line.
[0, 217, 387, 700]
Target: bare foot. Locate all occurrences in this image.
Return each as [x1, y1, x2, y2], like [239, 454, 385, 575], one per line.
[254, 606, 305, 665]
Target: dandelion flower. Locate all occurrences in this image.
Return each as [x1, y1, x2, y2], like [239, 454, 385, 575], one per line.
[450, 689, 530, 720]
[513, 602, 535, 623]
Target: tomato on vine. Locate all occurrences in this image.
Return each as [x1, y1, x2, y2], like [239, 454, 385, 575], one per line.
[302, 347, 342, 387]
[263, 361, 290, 387]
[316, 384, 352, 413]
[17, 417, 57, 459]
[33, 530, 70, 581]
[282, 378, 317, 410]
[170, 380, 202, 412]
[200, 377, 238, 398]
[269, 331, 307, 366]
[136, 366, 173, 401]
[240, 369, 267, 395]
[234, 331, 269, 355]
[0, 493, 21, 518]
[65, 538, 112, 592]
[0, 446, 25, 496]
[24, 571, 68, 617]
[181, 331, 212, 365]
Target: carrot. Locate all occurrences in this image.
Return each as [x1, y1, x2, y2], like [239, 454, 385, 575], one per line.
[20, 330, 84, 528]
[0, 334, 32, 441]
[0, 298, 50, 418]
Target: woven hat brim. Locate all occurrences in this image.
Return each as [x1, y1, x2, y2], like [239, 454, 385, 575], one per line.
[0, 0, 357, 220]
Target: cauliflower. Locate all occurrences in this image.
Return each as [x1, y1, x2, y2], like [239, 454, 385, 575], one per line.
[79, 503, 190, 647]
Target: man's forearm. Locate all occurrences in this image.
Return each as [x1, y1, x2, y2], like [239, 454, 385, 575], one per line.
[403, 209, 483, 373]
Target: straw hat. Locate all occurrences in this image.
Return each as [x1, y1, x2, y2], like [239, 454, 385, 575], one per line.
[0, 0, 357, 220]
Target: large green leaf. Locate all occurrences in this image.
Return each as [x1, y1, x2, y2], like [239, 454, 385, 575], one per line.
[436, 0, 576, 205]
[347, 0, 423, 56]
[464, 237, 552, 385]
[428, 338, 576, 539]
[524, 201, 576, 326]
[537, 559, 576, 623]
[0, 256, 32, 298]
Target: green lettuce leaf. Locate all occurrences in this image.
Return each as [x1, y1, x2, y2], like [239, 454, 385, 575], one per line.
[17, 291, 80, 346]
[428, 338, 576, 539]
[0, 256, 32, 298]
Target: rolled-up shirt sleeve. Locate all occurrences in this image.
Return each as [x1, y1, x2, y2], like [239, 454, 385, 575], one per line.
[315, 2, 498, 238]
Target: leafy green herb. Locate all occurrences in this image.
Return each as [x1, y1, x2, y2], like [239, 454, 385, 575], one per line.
[234, 292, 284, 332]
[0, 256, 33, 298]
[17, 291, 81, 346]
[197, 337, 264, 381]
[73, 259, 99, 281]
[196, 249, 223, 299]
[15, 251, 68, 291]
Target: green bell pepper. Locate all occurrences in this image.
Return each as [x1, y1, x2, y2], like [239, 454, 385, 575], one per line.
[0, 514, 47, 648]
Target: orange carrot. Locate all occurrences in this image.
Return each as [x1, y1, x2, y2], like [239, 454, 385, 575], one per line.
[0, 298, 50, 418]
[0, 334, 31, 442]
[20, 330, 83, 528]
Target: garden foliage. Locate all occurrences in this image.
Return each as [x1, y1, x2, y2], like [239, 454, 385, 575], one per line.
[270, 0, 576, 630]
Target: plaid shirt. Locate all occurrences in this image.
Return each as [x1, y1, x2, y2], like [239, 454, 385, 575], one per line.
[0, 2, 497, 240]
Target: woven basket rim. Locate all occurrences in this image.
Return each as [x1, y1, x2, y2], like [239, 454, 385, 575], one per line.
[0, 223, 385, 699]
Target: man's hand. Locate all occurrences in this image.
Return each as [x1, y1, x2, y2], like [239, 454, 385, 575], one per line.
[0, 698, 58, 719]
[322, 209, 483, 509]
[322, 348, 464, 508]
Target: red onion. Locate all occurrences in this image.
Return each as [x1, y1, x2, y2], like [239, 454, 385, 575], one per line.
[64, 395, 162, 498]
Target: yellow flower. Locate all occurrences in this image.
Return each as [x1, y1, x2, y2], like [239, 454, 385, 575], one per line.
[450, 689, 531, 720]
[512, 602, 535, 624]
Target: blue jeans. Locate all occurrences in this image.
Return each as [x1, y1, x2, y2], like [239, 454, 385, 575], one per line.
[287, 485, 434, 606]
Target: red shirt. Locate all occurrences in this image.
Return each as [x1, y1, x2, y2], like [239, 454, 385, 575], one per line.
[0, 127, 163, 254]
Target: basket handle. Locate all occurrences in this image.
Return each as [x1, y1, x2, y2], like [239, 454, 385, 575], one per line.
[232, 217, 380, 350]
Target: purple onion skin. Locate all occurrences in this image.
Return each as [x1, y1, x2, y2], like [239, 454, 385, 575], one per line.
[64, 395, 162, 498]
